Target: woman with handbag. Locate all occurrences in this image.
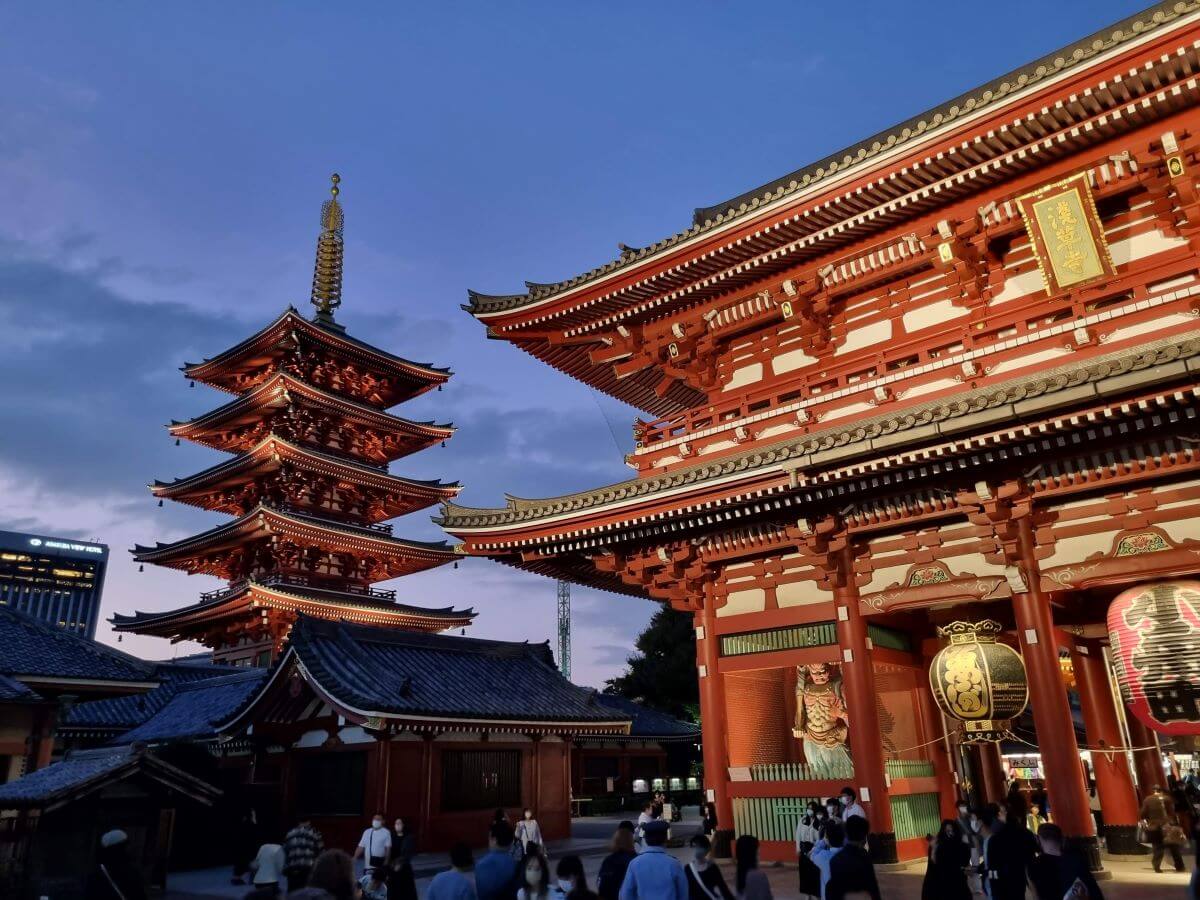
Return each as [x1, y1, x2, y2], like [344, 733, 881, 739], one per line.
[1140, 784, 1186, 873]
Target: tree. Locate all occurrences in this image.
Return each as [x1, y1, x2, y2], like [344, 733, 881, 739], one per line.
[604, 605, 699, 721]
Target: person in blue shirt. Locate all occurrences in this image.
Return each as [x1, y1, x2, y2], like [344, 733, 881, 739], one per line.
[427, 842, 477, 900]
[476, 821, 520, 900]
[618, 819, 687, 899]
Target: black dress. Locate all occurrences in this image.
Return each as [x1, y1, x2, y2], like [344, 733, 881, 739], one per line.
[797, 816, 821, 898]
[386, 832, 418, 900]
[921, 837, 971, 900]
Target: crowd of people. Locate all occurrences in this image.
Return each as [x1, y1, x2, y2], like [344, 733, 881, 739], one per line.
[88, 774, 1200, 900]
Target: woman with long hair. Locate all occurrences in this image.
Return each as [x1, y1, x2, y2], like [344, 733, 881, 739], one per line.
[920, 819, 971, 900]
[555, 854, 598, 899]
[596, 827, 637, 900]
[386, 817, 417, 900]
[516, 847, 553, 900]
[794, 801, 822, 898]
[734, 834, 772, 899]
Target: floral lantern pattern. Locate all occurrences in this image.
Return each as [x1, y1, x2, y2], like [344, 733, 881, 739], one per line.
[929, 620, 1029, 743]
[1107, 580, 1200, 736]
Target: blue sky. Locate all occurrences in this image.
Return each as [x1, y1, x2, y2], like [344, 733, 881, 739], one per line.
[0, 1, 1142, 686]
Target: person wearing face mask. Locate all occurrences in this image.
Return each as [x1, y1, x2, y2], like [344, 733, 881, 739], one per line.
[354, 814, 393, 879]
[837, 787, 867, 824]
[554, 855, 597, 899]
[823, 798, 841, 824]
[517, 849, 553, 900]
[516, 808, 544, 856]
[684, 835, 734, 900]
[795, 801, 823, 898]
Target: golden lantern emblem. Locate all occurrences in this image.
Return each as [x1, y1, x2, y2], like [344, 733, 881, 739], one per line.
[929, 620, 1029, 743]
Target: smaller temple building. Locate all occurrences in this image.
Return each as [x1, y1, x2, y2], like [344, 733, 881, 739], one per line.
[214, 616, 632, 851]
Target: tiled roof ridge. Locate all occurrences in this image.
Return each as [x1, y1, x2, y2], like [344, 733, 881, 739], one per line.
[466, 1, 1200, 315]
[0, 604, 153, 680]
[168, 669, 265, 692]
[294, 615, 547, 657]
[441, 329, 1200, 528]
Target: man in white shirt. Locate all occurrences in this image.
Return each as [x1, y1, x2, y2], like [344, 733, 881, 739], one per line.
[354, 814, 392, 875]
[839, 786, 867, 824]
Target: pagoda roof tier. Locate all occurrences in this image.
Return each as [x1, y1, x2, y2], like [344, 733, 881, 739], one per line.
[168, 371, 454, 463]
[110, 578, 474, 641]
[150, 435, 460, 519]
[132, 504, 456, 579]
[183, 307, 450, 405]
[440, 334, 1200, 568]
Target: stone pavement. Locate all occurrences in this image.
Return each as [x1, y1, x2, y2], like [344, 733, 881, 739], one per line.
[166, 813, 1194, 898]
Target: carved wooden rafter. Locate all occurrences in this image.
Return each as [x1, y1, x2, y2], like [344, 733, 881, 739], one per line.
[591, 542, 709, 612]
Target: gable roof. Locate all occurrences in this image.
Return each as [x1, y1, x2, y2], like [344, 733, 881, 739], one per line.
[590, 693, 700, 740]
[114, 670, 268, 745]
[0, 604, 154, 688]
[0, 745, 221, 812]
[230, 616, 631, 730]
[63, 661, 245, 734]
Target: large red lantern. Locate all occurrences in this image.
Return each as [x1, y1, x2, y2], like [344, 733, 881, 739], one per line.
[1107, 581, 1200, 736]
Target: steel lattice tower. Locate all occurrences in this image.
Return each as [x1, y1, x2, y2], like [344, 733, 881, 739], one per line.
[556, 579, 571, 678]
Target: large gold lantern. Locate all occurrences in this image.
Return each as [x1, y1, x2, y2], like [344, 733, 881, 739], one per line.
[929, 620, 1029, 742]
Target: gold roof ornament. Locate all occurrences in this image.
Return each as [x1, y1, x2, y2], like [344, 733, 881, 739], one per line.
[311, 173, 345, 327]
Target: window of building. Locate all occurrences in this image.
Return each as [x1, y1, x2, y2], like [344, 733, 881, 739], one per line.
[295, 751, 366, 816]
[440, 749, 521, 812]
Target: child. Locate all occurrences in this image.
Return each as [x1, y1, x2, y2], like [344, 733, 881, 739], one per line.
[359, 867, 389, 900]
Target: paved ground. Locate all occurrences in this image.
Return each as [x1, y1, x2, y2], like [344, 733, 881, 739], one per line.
[166, 811, 1195, 898]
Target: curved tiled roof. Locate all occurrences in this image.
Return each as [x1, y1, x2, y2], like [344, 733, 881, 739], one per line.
[115, 670, 268, 745]
[63, 661, 244, 732]
[590, 693, 700, 740]
[287, 617, 629, 725]
[0, 604, 153, 685]
[465, 1, 1200, 317]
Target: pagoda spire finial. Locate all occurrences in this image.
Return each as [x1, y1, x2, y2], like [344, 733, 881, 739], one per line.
[310, 173, 345, 327]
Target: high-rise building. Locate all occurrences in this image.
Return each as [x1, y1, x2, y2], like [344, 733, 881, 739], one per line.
[0, 529, 109, 638]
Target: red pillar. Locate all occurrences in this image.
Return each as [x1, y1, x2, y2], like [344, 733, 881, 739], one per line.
[834, 546, 896, 862]
[915, 670, 959, 820]
[1125, 715, 1165, 799]
[698, 594, 734, 857]
[1011, 518, 1097, 865]
[1070, 642, 1140, 853]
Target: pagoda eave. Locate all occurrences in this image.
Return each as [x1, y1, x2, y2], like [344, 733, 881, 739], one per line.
[131, 505, 457, 577]
[182, 307, 451, 404]
[149, 436, 460, 516]
[111, 581, 474, 641]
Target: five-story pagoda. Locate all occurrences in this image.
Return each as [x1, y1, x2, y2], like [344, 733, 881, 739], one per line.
[113, 176, 473, 665]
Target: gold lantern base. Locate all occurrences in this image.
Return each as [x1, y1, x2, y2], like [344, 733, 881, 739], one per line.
[960, 718, 1014, 743]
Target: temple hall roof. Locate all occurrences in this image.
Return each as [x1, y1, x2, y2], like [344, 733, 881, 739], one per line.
[0, 604, 156, 692]
[115, 670, 268, 745]
[62, 660, 245, 734]
[464, 2, 1200, 320]
[590, 693, 700, 741]
[0, 745, 221, 811]
[224, 616, 631, 731]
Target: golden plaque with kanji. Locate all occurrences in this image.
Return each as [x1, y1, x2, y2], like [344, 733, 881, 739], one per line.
[1017, 172, 1115, 295]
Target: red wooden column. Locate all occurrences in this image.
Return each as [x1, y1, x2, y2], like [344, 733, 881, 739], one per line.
[914, 672, 960, 820]
[698, 587, 734, 857]
[1011, 515, 1098, 867]
[1125, 715, 1165, 799]
[832, 542, 897, 862]
[1070, 641, 1140, 853]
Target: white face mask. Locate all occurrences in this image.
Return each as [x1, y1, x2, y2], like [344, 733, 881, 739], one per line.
[558, 878, 575, 893]
[525, 867, 542, 887]
[525, 812, 533, 820]
[372, 819, 383, 829]
[840, 796, 850, 806]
